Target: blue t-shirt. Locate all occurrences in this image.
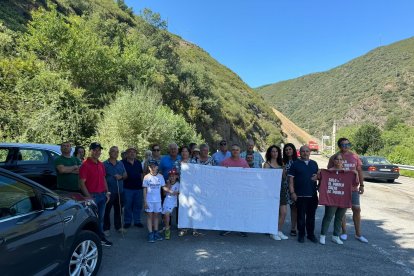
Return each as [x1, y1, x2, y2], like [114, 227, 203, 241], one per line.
[122, 159, 143, 190]
[104, 160, 126, 194]
[159, 155, 181, 180]
[211, 151, 231, 166]
[289, 159, 319, 197]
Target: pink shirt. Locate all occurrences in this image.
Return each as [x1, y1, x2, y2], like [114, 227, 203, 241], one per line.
[328, 152, 361, 191]
[221, 157, 250, 168]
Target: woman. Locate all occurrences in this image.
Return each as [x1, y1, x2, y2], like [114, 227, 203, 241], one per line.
[73, 146, 85, 162]
[318, 153, 355, 245]
[263, 145, 288, 240]
[283, 143, 298, 236]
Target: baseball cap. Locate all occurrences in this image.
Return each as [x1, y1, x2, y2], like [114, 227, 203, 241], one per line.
[148, 160, 159, 166]
[193, 147, 200, 152]
[89, 142, 103, 150]
[168, 168, 179, 175]
[126, 146, 137, 152]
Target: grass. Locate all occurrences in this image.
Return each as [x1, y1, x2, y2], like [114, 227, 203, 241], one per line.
[399, 169, 414, 178]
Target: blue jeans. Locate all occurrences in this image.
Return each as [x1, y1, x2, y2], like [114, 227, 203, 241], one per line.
[123, 188, 143, 225]
[91, 192, 107, 238]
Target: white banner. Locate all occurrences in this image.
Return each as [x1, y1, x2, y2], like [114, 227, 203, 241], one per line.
[178, 163, 282, 234]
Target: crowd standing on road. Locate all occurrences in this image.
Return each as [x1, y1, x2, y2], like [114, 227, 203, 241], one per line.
[54, 137, 369, 247]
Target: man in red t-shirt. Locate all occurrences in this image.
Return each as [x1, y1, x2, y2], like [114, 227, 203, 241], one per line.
[79, 142, 112, 247]
[327, 138, 368, 243]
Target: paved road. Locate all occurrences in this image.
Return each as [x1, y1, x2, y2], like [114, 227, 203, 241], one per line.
[100, 155, 414, 275]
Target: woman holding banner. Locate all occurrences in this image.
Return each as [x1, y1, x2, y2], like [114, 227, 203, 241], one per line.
[283, 143, 298, 236]
[264, 145, 289, 241]
[318, 153, 356, 245]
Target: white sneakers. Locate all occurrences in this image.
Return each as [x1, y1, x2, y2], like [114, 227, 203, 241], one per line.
[332, 236, 344, 245]
[340, 234, 348, 240]
[355, 235, 369, 243]
[319, 235, 326, 245]
[270, 231, 289, 241]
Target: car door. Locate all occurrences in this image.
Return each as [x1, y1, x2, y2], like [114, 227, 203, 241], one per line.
[15, 148, 57, 189]
[0, 173, 64, 276]
[0, 147, 17, 172]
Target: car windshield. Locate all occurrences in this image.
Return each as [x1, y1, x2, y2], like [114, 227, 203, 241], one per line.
[366, 157, 391, 165]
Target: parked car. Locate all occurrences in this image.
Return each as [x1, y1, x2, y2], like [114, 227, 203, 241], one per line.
[360, 156, 400, 183]
[0, 143, 70, 190]
[0, 167, 102, 275]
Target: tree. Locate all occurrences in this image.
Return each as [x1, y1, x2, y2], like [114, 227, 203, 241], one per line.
[353, 124, 384, 155]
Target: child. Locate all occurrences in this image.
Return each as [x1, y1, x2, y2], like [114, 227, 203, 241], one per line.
[143, 160, 165, 243]
[162, 168, 180, 240]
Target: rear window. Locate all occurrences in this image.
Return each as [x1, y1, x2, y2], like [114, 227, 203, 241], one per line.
[365, 157, 391, 165]
[0, 148, 13, 167]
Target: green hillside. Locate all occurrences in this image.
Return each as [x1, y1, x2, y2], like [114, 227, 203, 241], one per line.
[257, 37, 414, 138]
[0, 0, 282, 154]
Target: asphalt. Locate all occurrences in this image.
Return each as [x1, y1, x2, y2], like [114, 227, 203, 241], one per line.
[99, 155, 414, 276]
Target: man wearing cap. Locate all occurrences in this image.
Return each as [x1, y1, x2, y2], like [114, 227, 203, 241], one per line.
[240, 139, 264, 168]
[159, 143, 181, 181]
[122, 146, 144, 228]
[79, 142, 113, 247]
[212, 140, 231, 166]
[55, 141, 81, 191]
[103, 146, 127, 235]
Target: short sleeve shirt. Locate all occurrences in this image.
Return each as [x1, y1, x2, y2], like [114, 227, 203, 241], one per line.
[240, 151, 264, 168]
[143, 174, 165, 203]
[163, 182, 180, 208]
[212, 151, 231, 166]
[288, 159, 319, 197]
[159, 155, 181, 180]
[104, 160, 126, 194]
[221, 158, 250, 168]
[55, 155, 81, 191]
[79, 158, 106, 193]
[328, 152, 361, 191]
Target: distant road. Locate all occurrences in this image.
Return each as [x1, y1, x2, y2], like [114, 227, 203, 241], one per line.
[272, 108, 320, 146]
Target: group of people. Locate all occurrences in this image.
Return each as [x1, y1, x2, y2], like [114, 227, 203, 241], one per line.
[54, 137, 368, 246]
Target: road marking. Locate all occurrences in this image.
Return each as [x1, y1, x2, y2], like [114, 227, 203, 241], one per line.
[371, 244, 414, 275]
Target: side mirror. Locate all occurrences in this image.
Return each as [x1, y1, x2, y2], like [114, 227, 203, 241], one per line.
[42, 194, 59, 210]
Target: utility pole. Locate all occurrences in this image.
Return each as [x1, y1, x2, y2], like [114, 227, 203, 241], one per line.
[332, 120, 337, 155]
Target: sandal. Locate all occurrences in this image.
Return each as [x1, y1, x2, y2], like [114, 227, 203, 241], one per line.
[290, 230, 297, 236]
[178, 229, 188, 237]
[192, 231, 205, 237]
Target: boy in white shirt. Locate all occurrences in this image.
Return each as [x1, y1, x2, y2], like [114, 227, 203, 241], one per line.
[143, 160, 165, 243]
[162, 168, 180, 240]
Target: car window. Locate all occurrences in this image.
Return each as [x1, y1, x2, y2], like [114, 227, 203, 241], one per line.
[49, 151, 60, 161]
[16, 149, 48, 165]
[0, 175, 40, 220]
[0, 148, 13, 167]
[366, 157, 391, 165]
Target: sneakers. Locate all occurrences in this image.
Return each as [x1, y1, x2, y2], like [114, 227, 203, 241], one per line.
[340, 234, 348, 240]
[193, 231, 205, 237]
[355, 235, 369, 243]
[270, 234, 282, 241]
[298, 236, 305, 243]
[101, 238, 113, 247]
[165, 228, 171, 240]
[278, 231, 289, 240]
[239, 232, 248, 237]
[154, 231, 164, 241]
[178, 229, 188, 237]
[332, 236, 344, 245]
[103, 230, 110, 237]
[319, 235, 326, 245]
[290, 229, 297, 236]
[147, 232, 155, 243]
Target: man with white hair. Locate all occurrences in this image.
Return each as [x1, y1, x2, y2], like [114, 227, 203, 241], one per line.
[240, 139, 264, 168]
[159, 143, 181, 181]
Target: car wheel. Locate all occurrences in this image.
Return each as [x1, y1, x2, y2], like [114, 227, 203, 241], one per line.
[68, 230, 102, 276]
[386, 179, 395, 183]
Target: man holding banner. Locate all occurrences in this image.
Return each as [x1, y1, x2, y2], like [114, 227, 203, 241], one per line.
[288, 145, 319, 243]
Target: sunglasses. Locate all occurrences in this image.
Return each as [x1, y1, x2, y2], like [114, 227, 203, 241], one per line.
[152, 149, 160, 152]
[340, 143, 352, 148]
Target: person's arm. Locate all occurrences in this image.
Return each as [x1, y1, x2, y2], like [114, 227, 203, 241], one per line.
[143, 187, 148, 209]
[56, 164, 79, 174]
[289, 176, 297, 201]
[357, 166, 364, 194]
[104, 178, 110, 202]
[263, 162, 270, 169]
[79, 178, 91, 198]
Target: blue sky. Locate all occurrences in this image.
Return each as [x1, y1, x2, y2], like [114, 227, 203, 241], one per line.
[125, 0, 414, 88]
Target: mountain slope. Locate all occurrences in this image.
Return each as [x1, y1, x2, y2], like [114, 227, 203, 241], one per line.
[0, 0, 282, 150]
[256, 37, 414, 137]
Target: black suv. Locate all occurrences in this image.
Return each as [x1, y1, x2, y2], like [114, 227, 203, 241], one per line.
[0, 143, 66, 190]
[0, 168, 102, 275]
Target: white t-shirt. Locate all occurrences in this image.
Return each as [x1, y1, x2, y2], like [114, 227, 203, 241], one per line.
[163, 182, 180, 208]
[143, 174, 165, 203]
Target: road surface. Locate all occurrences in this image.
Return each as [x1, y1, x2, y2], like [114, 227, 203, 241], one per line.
[99, 155, 414, 275]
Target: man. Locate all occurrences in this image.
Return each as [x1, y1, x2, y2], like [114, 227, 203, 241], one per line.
[103, 146, 127, 235]
[245, 153, 255, 168]
[55, 141, 81, 191]
[151, 144, 162, 163]
[122, 146, 144, 228]
[192, 144, 214, 165]
[220, 144, 249, 237]
[212, 139, 231, 166]
[240, 139, 264, 168]
[159, 143, 181, 181]
[79, 142, 112, 247]
[327, 138, 368, 243]
[289, 145, 319, 243]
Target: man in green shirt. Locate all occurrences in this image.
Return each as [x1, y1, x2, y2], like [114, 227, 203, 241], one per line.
[55, 141, 81, 191]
